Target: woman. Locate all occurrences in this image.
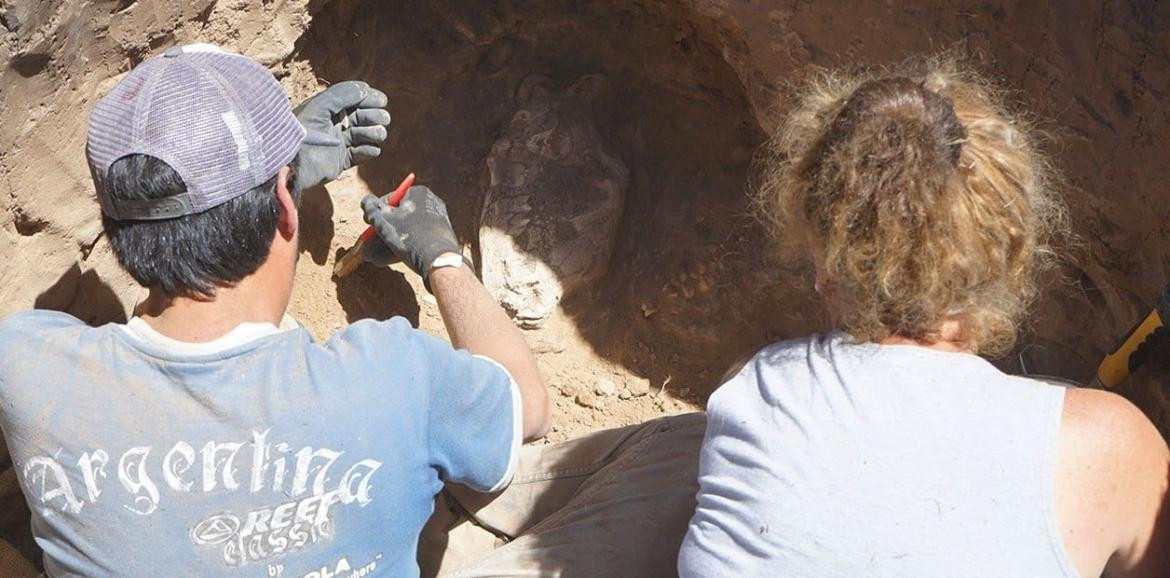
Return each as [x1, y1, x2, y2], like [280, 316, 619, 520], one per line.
[679, 59, 1170, 577]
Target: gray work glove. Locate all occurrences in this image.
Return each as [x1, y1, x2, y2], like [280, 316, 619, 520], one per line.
[293, 80, 391, 192]
[361, 186, 462, 283]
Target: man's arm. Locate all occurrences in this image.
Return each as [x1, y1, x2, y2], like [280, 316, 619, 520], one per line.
[360, 185, 550, 441]
[429, 262, 550, 441]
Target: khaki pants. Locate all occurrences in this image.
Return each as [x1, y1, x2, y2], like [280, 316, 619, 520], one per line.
[419, 413, 706, 577]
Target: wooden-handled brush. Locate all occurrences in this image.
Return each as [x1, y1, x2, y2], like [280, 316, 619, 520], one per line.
[333, 172, 416, 278]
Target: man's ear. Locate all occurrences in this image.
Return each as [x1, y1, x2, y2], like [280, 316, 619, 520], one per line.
[275, 166, 298, 240]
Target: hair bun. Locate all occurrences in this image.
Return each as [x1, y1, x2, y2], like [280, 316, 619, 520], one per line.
[830, 77, 966, 169]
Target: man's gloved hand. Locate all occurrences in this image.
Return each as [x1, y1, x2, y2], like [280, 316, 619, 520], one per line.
[361, 186, 462, 282]
[293, 80, 391, 192]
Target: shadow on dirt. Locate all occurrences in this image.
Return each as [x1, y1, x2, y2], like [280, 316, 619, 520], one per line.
[34, 263, 128, 326]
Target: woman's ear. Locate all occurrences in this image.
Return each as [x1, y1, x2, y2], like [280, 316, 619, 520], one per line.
[275, 166, 298, 240]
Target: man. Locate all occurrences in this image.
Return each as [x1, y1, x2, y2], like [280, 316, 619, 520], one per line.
[0, 44, 548, 577]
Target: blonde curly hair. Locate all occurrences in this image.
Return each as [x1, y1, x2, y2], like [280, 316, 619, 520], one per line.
[758, 56, 1067, 355]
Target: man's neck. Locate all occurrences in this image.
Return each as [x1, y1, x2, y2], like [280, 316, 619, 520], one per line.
[134, 277, 290, 344]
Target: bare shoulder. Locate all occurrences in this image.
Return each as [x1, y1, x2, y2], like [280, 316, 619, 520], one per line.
[1061, 388, 1164, 451]
[1055, 387, 1170, 578]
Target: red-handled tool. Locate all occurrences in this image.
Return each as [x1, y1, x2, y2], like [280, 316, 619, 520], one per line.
[332, 172, 415, 278]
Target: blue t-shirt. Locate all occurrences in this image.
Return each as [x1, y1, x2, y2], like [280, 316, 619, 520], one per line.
[0, 310, 521, 577]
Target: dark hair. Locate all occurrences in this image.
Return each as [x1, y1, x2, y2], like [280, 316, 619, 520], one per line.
[102, 154, 299, 298]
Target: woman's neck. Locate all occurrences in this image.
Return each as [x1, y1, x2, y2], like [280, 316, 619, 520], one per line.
[876, 318, 975, 353]
[877, 335, 974, 354]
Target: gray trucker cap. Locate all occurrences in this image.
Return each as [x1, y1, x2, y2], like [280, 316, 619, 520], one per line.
[86, 44, 306, 221]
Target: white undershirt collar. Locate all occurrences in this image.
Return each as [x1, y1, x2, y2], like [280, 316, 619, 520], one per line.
[117, 314, 299, 356]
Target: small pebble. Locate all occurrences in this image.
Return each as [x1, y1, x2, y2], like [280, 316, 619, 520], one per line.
[626, 377, 651, 397]
[533, 339, 566, 354]
[576, 392, 605, 410]
[595, 378, 618, 397]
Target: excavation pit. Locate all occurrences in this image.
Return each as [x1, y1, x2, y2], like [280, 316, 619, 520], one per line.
[287, 0, 825, 434]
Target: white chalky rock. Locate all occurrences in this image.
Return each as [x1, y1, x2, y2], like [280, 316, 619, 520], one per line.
[480, 74, 629, 328]
[595, 378, 619, 397]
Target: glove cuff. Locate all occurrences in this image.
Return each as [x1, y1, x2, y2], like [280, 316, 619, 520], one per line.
[422, 253, 475, 293]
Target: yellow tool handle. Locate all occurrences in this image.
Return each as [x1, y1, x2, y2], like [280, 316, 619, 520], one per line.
[1096, 309, 1164, 388]
[1095, 284, 1170, 388]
